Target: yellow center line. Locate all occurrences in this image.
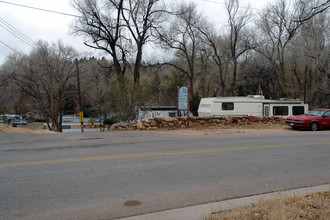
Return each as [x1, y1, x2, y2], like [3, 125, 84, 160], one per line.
[0, 142, 329, 169]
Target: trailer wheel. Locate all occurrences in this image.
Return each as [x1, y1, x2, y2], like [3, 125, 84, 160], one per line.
[310, 122, 319, 131]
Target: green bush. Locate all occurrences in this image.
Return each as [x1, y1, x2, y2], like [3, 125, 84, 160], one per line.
[108, 75, 155, 121]
[190, 93, 201, 116]
[103, 117, 118, 126]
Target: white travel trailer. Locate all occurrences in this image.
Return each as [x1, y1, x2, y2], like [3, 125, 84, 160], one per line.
[198, 95, 308, 117]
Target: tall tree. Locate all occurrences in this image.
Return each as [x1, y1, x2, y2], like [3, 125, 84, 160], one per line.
[293, 0, 330, 22]
[2, 41, 78, 132]
[79, 57, 112, 120]
[197, 19, 228, 97]
[225, 0, 253, 95]
[290, 10, 330, 106]
[72, 0, 127, 77]
[72, 0, 165, 83]
[121, 0, 165, 83]
[158, 2, 202, 98]
[254, 0, 328, 97]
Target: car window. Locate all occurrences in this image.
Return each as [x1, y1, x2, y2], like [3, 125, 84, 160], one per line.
[323, 111, 330, 118]
[307, 110, 325, 116]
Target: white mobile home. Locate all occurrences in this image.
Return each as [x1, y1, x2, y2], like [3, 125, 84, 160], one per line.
[138, 106, 177, 120]
[198, 95, 308, 117]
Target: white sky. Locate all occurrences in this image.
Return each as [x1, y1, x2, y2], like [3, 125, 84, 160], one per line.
[0, 0, 272, 65]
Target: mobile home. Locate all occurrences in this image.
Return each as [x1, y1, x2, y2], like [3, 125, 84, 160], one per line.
[138, 106, 177, 120]
[198, 95, 308, 117]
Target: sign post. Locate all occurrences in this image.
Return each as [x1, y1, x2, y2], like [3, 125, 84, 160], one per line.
[178, 86, 190, 128]
[79, 111, 84, 133]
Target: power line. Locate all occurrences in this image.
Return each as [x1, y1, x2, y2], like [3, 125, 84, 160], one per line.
[201, 0, 260, 11]
[0, 17, 36, 47]
[0, 19, 36, 49]
[0, 0, 81, 18]
[202, 0, 226, 6]
[0, 17, 35, 45]
[0, 23, 36, 49]
[0, 40, 22, 55]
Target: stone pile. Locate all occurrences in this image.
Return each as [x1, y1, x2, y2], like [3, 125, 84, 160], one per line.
[110, 116, 286, 131]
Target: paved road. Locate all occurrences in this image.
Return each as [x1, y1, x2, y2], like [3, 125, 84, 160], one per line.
[0, 129, 329, 220]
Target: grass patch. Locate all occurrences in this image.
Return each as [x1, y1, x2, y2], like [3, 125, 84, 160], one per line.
[0, 124, 6, 133]
[208, 191, 329, 220]
[0, 122, 47, 133]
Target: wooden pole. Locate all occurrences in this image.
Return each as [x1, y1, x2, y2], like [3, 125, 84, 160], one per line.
[187, 86, 190, 128]
[177, 86, 180, 117]
[76, 59, 84, 133]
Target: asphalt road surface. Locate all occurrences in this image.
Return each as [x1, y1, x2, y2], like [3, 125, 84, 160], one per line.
[0, 129, 329, 220]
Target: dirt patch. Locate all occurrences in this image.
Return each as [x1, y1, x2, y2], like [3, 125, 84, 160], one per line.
[1, 122, 294, 135]
[0, 123, 53, 134]
[208, 191, 329, 220]
[153, 124, 293, 136]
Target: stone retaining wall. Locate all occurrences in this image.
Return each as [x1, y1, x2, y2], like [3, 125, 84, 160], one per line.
[43, 124, 109, 130]
[111, 116, 286, 131]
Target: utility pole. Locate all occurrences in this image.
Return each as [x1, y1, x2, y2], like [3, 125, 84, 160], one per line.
[76, 59, 84, 133]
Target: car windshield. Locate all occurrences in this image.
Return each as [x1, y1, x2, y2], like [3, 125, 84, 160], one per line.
[306, 110, 325, 116]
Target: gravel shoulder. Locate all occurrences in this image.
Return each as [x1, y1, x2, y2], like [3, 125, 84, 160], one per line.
[0, 123, 320, 135]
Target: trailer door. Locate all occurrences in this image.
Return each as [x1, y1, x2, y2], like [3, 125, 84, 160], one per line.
[263, 104, 270, 116]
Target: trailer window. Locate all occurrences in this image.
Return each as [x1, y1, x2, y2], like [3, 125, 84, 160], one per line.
[292, 106, 305, 115]
[168, 112, 176, 117]
[273, 106, 288, 116]
[222, 102, 234, 110]
[264, 106, 270, 116]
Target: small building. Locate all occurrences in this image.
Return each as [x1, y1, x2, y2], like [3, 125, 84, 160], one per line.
[138, 106, 177, 120]
[198, 95, 308, 117]
[2, 114, 24, 124]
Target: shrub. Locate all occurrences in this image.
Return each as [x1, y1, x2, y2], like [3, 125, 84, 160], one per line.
[190, 93, 200, 116]
[103, 117, 118, 126]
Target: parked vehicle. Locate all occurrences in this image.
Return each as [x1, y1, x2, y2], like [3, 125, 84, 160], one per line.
[13, 120, 27, 125]
[286, 109, 330, 131]
[198, 95, 308, 117]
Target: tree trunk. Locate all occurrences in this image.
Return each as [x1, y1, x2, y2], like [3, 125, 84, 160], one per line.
[58, 107, 63, 132]
[231, 59, 238, 95]
[134, 45, 143, 83]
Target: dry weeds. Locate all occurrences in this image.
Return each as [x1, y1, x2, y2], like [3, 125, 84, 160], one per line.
[0, 123, 52, 134]
[208, 192, 329, 220]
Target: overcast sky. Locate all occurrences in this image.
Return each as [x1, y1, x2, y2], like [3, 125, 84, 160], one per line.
[0, 0, 271, 65]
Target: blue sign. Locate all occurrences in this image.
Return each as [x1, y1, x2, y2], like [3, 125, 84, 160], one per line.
[178, 87, 188, 110]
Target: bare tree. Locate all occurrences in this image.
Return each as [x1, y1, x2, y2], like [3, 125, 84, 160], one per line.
[293, 0, 330, 22]
[290, 9, 330, 106]
[158, 2, 202, 97]
[121, 0, 166, 83]
[79, 57, 112, 121]
[0, 61, 28, 118]
[254, 0, 329, 97]
[72, 0, 127, 77]
[2, 41, 78, 132]
[197, 20, 228, 97]
[225, 0, 253, 95]
[72, 0, 165, 83]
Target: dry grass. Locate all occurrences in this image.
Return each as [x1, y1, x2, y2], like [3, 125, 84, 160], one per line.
[191, 123, 287, 130]
[0, 123, 52, 134]
[208, 192, 329, 220]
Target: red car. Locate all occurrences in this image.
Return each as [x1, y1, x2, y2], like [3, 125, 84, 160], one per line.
[286, 109, 330, 131]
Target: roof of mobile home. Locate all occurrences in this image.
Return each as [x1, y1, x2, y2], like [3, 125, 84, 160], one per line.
[200, 96, 305, 104]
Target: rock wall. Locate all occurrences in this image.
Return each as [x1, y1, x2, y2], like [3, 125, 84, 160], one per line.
[43, 124, 110, 130]
[111, 116, 286, 131]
